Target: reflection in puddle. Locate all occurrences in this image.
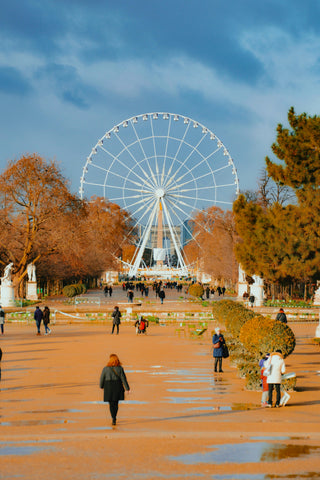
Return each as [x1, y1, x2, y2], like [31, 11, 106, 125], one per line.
[89, 426, 112, 431]
[83, 400, 147, 405]
[165, 397, 211, 404]
[1, 419, 72, 426]
[167, 388, 204, 393]
[170, 442, 320, 464]
[22, 409, 84, 414]
[0, 446, 45, 456]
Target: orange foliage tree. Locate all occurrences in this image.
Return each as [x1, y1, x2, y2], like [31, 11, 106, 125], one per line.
[184, 206, 238, 284]
[0, 155, 135, 295]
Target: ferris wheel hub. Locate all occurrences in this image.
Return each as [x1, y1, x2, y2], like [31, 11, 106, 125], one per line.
[155, 187, 166, 199]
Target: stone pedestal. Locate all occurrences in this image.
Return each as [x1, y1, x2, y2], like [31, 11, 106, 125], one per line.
[26, 281, 38, 301]
[313, 286, 320, 306]
[237, 265, 248, 301]
[249, 275, 264, 307]
[0, 284, 15, 307]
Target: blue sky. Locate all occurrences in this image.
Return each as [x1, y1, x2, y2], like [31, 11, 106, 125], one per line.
[1, 0, 320, 196]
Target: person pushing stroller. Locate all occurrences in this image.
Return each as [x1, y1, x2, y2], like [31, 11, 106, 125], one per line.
[135, 316, 149, 335]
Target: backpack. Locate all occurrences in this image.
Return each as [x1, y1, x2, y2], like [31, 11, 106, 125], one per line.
[139, 320, 145, 330]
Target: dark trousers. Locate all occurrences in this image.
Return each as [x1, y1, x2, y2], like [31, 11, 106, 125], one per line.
[268, 383, 281, 405]
[0, 324, 3, 334]
[109, 401, 119, 421]
[214, 357, 222, 372]
[112, 324, 119, 334]
[36, 320, 41, 333]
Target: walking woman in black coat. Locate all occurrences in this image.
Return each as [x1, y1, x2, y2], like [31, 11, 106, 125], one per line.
[100, 353, 130, 425]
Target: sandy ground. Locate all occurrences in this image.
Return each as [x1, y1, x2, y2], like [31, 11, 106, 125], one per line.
[1, 298, 320, 479]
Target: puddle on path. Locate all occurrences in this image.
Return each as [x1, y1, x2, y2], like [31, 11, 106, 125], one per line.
[0, 444, 58, 456]
[167, 388, 205, 393]
[170, 442, 320, 464]
[88, 426, 113, 431]
[1, 419, 72, 426]
[164, 397, 211, 404]
[83, 400, 148, 405]
[22, 409, 84, 414]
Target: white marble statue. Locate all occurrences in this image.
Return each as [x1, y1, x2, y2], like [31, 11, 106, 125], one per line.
[27, 263, 37, 282]
[1, 262, 14, 286]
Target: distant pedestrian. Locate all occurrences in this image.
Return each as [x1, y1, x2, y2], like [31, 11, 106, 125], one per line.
[205, 287, 210, 299]
[249, 294, 255, 307]
[221, 286, 226, 296]
[34, 306, 43, 335]
[104, 286, 109, 297]
[100, 353, 130, 426]
[127, 289, 134, 303]
[264, 350, 286, 408]
[212, 327, 226, 373]
[0, 305, 5, 334]
[276, 308, 287, 324]
[111, 306, 122, 335]
[43, 306, 51, 335]
[159, 289, 165, 304]
[109, 286, 113, 297]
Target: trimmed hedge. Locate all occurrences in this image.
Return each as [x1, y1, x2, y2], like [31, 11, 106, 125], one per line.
[63, 283, 87, 298]
[188, 283, 204, 298]
[212, 300, 296, 391]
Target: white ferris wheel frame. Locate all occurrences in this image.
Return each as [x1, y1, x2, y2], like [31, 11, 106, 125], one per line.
[79, 112, 240, 278]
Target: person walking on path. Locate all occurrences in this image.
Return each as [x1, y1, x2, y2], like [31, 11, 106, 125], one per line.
[127, 289, 134, 303]
[111, 306, 122, 335]
[265, 349, 286, 407]
[212, 327, 226, 373]
[159, 288, 165, 305]
[0, 305, 5, 335]
[99, 353, 130, 426]
[276, 308, 287, 324]
[34, 306, 43, 335]
[43, 306, 51, 335]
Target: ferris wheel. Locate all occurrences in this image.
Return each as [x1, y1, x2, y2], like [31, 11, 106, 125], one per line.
[79, 112, 239, 278]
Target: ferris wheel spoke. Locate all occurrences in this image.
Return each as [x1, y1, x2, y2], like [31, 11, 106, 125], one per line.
[165, 120, 191, 183]
[161, 198, 188, 270]
[171, 151, 225, 186]
[166, 197, 213, 235]
[164, 131, 208, 189]
[126, 196, 157, 228]
[130, 121, 159, 188]
[99, 143, 156, 192]
[150, 117, 160, 184]
[122, 195, 154, 213]
[100, 137, 155, 188]
[166, 170, 217, 192]
[161, 115, 172, 185]
[165, 198, 201, 248]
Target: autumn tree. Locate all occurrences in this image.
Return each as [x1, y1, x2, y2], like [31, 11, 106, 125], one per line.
[0, 154, 84, 294]
[184, 206, 238, 284]
[233, 107, 320, 291]
[0, 155, 135, 295]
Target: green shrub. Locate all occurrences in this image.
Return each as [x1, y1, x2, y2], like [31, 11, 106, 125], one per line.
[63, 285, 77, 297]
[62, 283, 87, 298]
[188, 283, 204, 298]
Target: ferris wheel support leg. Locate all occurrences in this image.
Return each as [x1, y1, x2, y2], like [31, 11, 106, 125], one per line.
[128, 201, 159, 278]
[161, 199, 188, 276]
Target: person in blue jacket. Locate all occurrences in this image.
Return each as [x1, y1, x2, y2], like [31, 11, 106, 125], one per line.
[212, 327, 225, 373]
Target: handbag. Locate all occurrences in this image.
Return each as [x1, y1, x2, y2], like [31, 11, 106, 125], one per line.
[222, 344, 229, 358]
